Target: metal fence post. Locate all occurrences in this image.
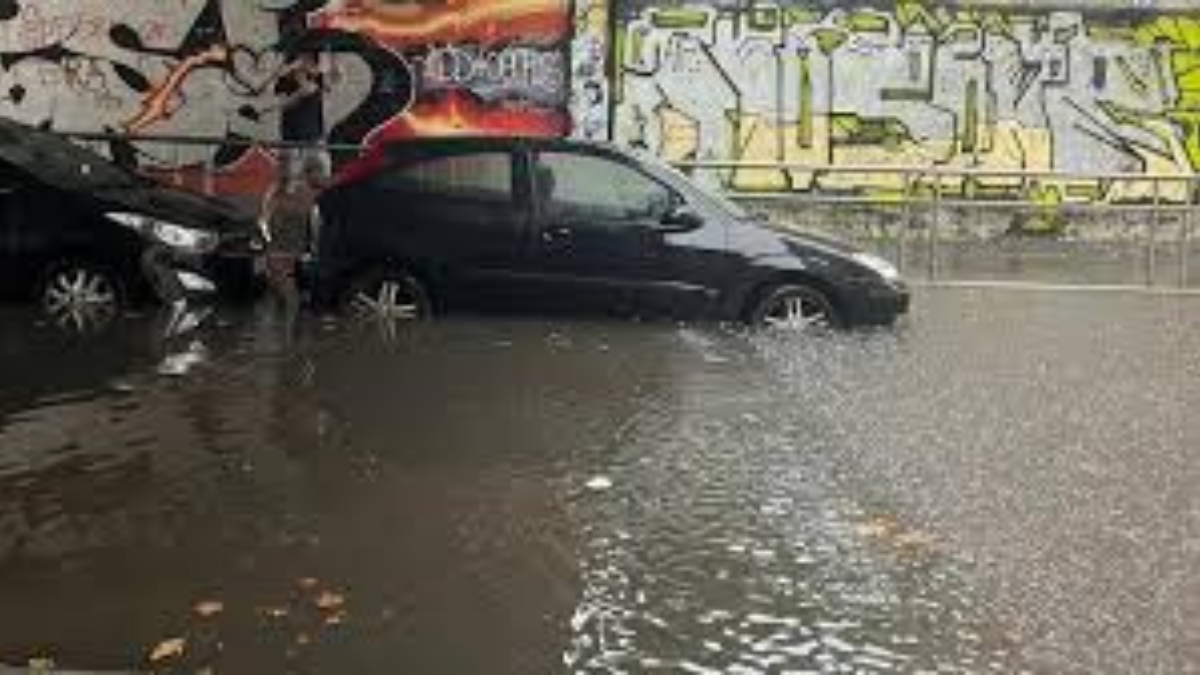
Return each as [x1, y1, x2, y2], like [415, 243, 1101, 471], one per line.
[928, 172, 941, 281]
[202, 154, 215, 197]
[1182, 176, 1195, 289]
[171, 143, 185, 189]
[897, 170, 910, 275]
[1147, 177, 1160, 287]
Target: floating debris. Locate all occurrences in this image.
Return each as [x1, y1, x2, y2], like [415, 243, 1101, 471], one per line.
[193, 600, 225, 618]
[315, 591, 346, 611]
[148, 637, 186, 663]
[585, 475, 613, 491]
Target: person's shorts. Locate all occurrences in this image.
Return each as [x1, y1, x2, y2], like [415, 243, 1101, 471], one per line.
[282, 146, 331, 183]
[265, 253, 299, 281]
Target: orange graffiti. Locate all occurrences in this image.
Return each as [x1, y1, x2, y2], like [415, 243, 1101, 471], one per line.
[331, 90, 567, 186]
[309, 0, 569, 49]
[377, 90, 567, 140]
[124, 44, 230, 133]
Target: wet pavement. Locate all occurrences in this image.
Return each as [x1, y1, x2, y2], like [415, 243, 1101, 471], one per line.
[0, 289, 1198, 674]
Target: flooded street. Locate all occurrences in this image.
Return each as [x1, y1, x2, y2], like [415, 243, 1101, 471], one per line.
[1, 289, 1198, 674]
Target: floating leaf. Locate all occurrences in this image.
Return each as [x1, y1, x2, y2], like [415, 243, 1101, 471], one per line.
[194, 600, 225, 618]
[148, 637, 186, 663]
[585, 476, 613, 491]
[315, 591, 345, 611]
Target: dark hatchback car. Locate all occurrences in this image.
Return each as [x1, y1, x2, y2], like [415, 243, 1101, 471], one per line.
[313, 137, 909, 329]
[0, 118, 258, 329]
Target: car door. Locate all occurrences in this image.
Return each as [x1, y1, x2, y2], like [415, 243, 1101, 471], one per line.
[365, 148, 531, 310]
[0, 161, 30, 295]
[528, 149, 677, 316]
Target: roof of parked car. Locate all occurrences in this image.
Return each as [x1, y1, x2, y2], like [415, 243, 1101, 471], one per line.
[380, 134, 622, 156]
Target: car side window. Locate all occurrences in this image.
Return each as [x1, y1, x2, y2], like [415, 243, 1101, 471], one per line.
[536, 152, 674, 225]
[382, 152, 513, 204]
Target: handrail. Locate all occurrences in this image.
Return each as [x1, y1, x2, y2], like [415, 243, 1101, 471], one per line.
[45, 129, 1198, 290]
[51, 130, 1199, 186]
[673, 160, 1200, 184]
[56, 130, 365, 154]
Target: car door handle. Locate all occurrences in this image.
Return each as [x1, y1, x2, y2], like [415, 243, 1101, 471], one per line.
[542, 225, 573, 244]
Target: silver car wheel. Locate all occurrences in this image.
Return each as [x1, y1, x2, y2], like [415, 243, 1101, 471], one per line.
[41, 266, 120, 332]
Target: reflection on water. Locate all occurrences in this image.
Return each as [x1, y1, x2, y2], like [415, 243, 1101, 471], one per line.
[3, 291, 1198, 673]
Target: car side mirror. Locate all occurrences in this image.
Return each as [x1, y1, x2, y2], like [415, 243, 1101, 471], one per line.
[659, 205, 704, 233]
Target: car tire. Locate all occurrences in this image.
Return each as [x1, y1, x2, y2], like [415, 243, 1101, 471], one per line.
[341, 267, 431, 321]
[748, 282, 839, 331]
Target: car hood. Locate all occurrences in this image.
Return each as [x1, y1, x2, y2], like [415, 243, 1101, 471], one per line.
[755, 219, 863, 258]
[0, 118, 251, 233]
[94, 184, 252, 233]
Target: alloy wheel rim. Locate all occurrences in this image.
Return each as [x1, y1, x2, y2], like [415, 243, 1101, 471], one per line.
[351, 279, 422, 321]
[763, 294, 829, 331]
[43, 268, 118, 332]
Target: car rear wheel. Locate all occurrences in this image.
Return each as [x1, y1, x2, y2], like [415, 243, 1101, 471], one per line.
[342, 267, 431, 321]
[749, 283, 838, 331]
[39, 261, 123, 332]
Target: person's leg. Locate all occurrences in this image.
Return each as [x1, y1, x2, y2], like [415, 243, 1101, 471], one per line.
[267, 254, 301, 344]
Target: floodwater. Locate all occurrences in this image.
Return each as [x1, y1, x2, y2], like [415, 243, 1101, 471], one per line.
[0, 289, 1197, 674]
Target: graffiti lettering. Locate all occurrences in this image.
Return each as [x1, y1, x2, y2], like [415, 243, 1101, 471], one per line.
[614, 3, 1200, 204]
[421, 45, 565, 104]
[0, 0, 573, 197]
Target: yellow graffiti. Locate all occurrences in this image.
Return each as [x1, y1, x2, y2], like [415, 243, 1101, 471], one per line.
[617, 2, 1200, 204]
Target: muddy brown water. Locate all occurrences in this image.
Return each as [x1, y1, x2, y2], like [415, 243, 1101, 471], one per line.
[1, 289, 1197, 674]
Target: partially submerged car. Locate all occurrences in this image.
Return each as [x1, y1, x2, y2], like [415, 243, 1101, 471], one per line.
[311, 137, 909, 329]
[0, 118, 258, 330]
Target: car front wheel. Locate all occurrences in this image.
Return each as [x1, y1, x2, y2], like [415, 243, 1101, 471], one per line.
[39, 260, 123, 332]
[342, 267, 431, 321]
[748, 283, 839, 331]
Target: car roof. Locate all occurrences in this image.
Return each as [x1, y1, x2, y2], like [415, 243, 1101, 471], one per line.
[381, 135, 627, 158]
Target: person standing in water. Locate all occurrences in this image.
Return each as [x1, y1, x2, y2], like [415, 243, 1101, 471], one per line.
[258, 155, 324, 338]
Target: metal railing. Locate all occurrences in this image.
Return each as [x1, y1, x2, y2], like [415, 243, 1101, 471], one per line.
[51, 131, 1200, 291]
[676, 160, 1200, 292]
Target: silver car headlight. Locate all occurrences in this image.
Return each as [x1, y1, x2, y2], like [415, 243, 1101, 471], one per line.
[108, 212, 220, 255]
[851, 252, 901, 283]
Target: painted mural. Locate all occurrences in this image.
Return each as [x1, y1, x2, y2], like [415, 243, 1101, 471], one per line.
[0, 0, 574, 195]
[571, 0, 612, 141]
[613, 2, 1200, 203]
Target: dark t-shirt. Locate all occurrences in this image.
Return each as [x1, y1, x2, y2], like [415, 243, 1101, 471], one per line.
[277, 69, 325, 141]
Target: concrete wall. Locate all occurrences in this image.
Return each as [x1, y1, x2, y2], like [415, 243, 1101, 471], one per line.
[0, 0, 577, 195]
[0, 1, 1197, 205]
[612, 1, 1200, 203]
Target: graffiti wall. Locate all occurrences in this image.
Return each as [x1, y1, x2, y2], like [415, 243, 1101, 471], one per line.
[0, 0, 575, 195]
[613, 1, 1200, 203]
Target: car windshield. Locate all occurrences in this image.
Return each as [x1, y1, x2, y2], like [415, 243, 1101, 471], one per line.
[634, 150, 752, 220]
